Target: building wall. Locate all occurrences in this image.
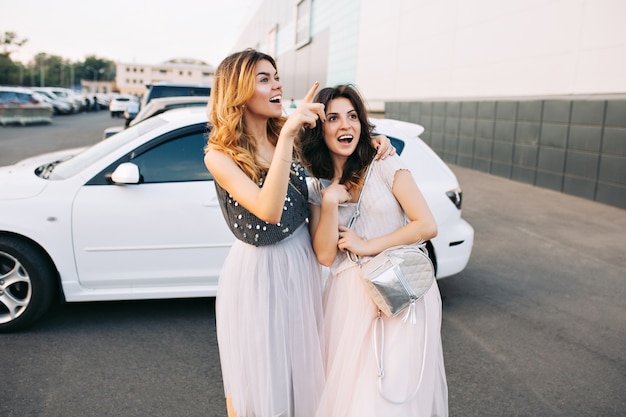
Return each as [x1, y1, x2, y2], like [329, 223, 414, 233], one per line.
[356, 0, 626, 102]
[315, 0, 360, 87]
[80, 80, 115, 95]
[114, 61, 215, 96]
[386, 97, 626, 209]
[233, 0, 317, 100]
[235, 0, 626, 101]
[232, 0, 626, 209]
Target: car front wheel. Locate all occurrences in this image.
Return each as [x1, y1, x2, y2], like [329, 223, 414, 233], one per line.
[0, 236, 58, 332]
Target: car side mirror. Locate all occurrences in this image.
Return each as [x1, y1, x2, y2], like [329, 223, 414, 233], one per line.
[111, 162, 140, 184]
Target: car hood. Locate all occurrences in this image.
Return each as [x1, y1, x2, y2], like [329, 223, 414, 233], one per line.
[15, 146, 87, 166]
[0, 147, 86, 200]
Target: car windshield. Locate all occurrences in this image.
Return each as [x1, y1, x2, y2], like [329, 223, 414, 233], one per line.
[49, 117, 167, 180]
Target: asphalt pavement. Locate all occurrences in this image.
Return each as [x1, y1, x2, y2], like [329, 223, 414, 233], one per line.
[0, 111, 624, 416]
[439, 165, 626, 416]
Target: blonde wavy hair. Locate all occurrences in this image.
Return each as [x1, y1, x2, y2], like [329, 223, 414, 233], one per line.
[205, 49, 286, 183]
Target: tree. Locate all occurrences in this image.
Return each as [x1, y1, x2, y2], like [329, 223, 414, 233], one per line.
[45, 55, 71, 86]
[79, 55, 116, 82]
[1, 31, 28, 57]
[0, 54, 17, 85]
[0, 30, 116, 88]
[0, 31, 29, 84]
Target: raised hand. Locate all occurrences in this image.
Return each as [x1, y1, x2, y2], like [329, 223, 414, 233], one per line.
[282, 82, 326, 137]
[321, 178, 351, 206]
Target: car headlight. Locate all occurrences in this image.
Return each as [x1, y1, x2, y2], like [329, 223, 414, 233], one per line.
[446, 187, 462, 210]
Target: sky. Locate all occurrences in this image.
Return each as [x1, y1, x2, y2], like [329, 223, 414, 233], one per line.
[1, 0, 258, 67]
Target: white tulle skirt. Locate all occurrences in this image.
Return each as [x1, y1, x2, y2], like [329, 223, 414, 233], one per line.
[315, 263, 448, 417]
[216, 224, 325, 417]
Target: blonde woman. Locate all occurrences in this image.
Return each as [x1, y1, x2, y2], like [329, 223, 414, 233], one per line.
[204, 50, 393, 417]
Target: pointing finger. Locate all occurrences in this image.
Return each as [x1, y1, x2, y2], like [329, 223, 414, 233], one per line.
[317, 103, 326, 123]
[302, 81, 320, 103]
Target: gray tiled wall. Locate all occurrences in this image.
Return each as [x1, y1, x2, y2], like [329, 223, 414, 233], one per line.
[385, 98, 626, 210]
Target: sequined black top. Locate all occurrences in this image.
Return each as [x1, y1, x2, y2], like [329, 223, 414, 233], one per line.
[214, 160, 309, 246]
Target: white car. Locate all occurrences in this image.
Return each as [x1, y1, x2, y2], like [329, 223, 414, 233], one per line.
[103, 95, 210, 139]
[0, 86, 54, 125]
[108, 95, 138, 118]
[46, 87, 85, 112]
[0, 107, 473, 332]
[30, 87, 81, 114]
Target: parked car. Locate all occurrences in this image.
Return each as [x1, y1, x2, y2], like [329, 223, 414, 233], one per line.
[140, 81, 211, 110]
[30, 87, 77, 114]
[29, 88, 73, 114]
[47, 87, 86, 112]
[111, 82, 210, 130]
[0, 107, 473, 331]
[0, 86, 51, 107]
[123, 101, 140, 126]
[103, 95, 210, 139]
[109, 95, 138, 118]
[0, 86, 54, 125]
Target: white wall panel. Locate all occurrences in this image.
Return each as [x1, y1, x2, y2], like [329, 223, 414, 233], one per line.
[235, 0, 626, 101]
[357, 0, 626, 100]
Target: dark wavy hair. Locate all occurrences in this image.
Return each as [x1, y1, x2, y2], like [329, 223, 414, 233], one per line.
[299, 84, 376, 188]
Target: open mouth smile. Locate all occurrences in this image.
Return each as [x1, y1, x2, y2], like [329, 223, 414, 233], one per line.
[269, 95, 282, 104]
[338, 135, 353, 143]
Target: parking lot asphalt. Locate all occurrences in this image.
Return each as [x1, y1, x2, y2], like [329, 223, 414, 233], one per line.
[1, 111, 625, 416]
[0, 110, 121, 166]
[440, 165, 626, 416]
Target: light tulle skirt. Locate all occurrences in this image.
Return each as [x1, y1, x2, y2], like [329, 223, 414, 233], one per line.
[216, 225, 325, 417]
[315, 263, 448, 417]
